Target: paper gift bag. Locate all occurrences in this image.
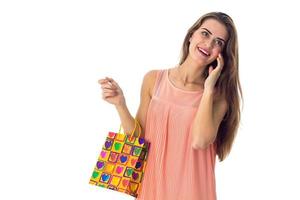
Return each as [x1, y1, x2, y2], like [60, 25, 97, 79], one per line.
[89, 118, 150, 198]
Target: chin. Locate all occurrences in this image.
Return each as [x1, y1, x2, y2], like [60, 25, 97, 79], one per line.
[193, 55, 209, 66]
[196, 60, 209, 67]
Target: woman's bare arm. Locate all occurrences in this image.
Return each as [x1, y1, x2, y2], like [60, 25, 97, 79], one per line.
[191, 90, 228, 149]
[134, 70, 158, 138]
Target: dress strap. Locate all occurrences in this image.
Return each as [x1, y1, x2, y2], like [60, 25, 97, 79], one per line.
[153, 69, 165, 97]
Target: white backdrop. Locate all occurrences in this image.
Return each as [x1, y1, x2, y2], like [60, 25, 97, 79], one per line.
[1, 0, 299, 199]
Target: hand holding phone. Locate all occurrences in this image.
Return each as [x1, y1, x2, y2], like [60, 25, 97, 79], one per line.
[208, 53, 223, 69]
[210, 59, 218, 69]
[204, 53, 224, 91]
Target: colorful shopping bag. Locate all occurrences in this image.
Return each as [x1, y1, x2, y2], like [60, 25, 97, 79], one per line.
[89, 118, 150, 198]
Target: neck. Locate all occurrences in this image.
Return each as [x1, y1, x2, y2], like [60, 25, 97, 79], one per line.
[177, 57, 207, 86]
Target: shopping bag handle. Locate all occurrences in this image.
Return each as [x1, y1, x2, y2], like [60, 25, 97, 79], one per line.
[118, 118, 142, 138]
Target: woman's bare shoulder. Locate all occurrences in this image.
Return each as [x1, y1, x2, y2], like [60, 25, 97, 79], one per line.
[144, 69, 159, 81]
[143, 69, 160, 97]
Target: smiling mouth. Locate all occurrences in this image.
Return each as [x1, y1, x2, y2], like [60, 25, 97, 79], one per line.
[197, 47, 210, 57]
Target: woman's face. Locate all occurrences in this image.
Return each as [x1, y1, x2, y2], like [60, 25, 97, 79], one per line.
[189, 18, 229, 66]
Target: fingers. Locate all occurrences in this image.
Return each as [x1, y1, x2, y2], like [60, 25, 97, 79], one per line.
[102, 88, 115, 93]
[105, 77, 120, 88]
[101, 83, 118, 97]
[214, 53, 223, 73]
[98, 77, 119, 87]
[102, 86, 117, 98]
[208, 66, 213, 74]
[98, 78, 112, 85]
[101, 83, 116, 90]
[98, 77, 120, 100]
[102, 90, 117, 98]
[217, 53, 224, 66]
[98, 78, 118, 89]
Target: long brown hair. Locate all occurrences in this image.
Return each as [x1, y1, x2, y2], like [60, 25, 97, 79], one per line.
[179, 12, 243, 162]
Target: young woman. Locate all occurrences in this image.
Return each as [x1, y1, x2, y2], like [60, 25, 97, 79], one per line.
[98, 11, 243, 200]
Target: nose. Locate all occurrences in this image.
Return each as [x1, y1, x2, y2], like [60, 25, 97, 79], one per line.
[203, 39, 214, 50]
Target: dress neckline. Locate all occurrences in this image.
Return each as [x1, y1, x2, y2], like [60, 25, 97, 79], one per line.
[166, 68, 203, 93]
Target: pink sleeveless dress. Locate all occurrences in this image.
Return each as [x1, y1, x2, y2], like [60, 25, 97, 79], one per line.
[136, 68, 217, 200]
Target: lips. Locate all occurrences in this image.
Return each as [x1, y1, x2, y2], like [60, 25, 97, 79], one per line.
[197, 47, 210, 56]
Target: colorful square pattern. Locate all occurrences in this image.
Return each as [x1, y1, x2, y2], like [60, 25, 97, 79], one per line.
[89, 131, 150, 198]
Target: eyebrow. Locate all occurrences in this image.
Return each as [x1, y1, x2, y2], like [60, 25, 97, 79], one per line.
[201, 28, 226, 43]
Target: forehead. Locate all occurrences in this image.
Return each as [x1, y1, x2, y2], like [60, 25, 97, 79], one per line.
[198, 18, 228, 41]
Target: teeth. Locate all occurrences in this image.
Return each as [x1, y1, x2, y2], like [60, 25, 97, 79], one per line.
[197, 47, 209, 56]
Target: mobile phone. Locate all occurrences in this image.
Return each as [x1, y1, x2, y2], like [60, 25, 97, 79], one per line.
[209, 59, 218, 69]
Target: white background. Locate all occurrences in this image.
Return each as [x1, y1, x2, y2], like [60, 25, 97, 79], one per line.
[1, 0, 300, 199]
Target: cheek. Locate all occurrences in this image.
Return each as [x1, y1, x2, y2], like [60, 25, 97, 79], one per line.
[211, 48, 222, 57]
[188, 41, 197, 53]
[189, 36, 204, 51]
[190, 34, 203, 44]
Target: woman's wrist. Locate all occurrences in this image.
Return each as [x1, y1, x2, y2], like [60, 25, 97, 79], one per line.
[203, 88, 214, 96]
[115, 101, 127, 110]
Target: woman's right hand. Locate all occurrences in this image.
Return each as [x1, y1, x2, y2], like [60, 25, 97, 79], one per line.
[98, 77, 126, 107]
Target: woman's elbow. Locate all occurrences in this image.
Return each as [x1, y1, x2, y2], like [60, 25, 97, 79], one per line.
[192, 135, 215, 150]
[192, 141, 210, 150]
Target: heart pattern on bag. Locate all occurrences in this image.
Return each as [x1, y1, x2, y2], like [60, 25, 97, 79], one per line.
[130, 158, 137, 166]
[89, 130, 150, 198]
[120, 155, 128, 163]
[105, 140, 112, 149]
[101, 173, 110, 182]
[122, 179, 129, 187]
[97, 161, 105, 170]
[100, 151, 106, 158]
[116, 166, 124, 174]
[132, 171, 139, 180]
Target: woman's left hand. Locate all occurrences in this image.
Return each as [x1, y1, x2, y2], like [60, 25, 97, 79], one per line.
[204, 53, 224, 93]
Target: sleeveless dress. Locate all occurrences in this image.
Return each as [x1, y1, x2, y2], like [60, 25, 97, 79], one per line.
[136, 68, 217, 200]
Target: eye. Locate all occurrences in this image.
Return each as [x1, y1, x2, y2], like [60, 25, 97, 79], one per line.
[201, 31, 209, 37]
[215, 40, 224, 47]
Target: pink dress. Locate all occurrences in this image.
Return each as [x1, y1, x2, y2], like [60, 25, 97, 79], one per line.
[136, 68, 217, 200]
